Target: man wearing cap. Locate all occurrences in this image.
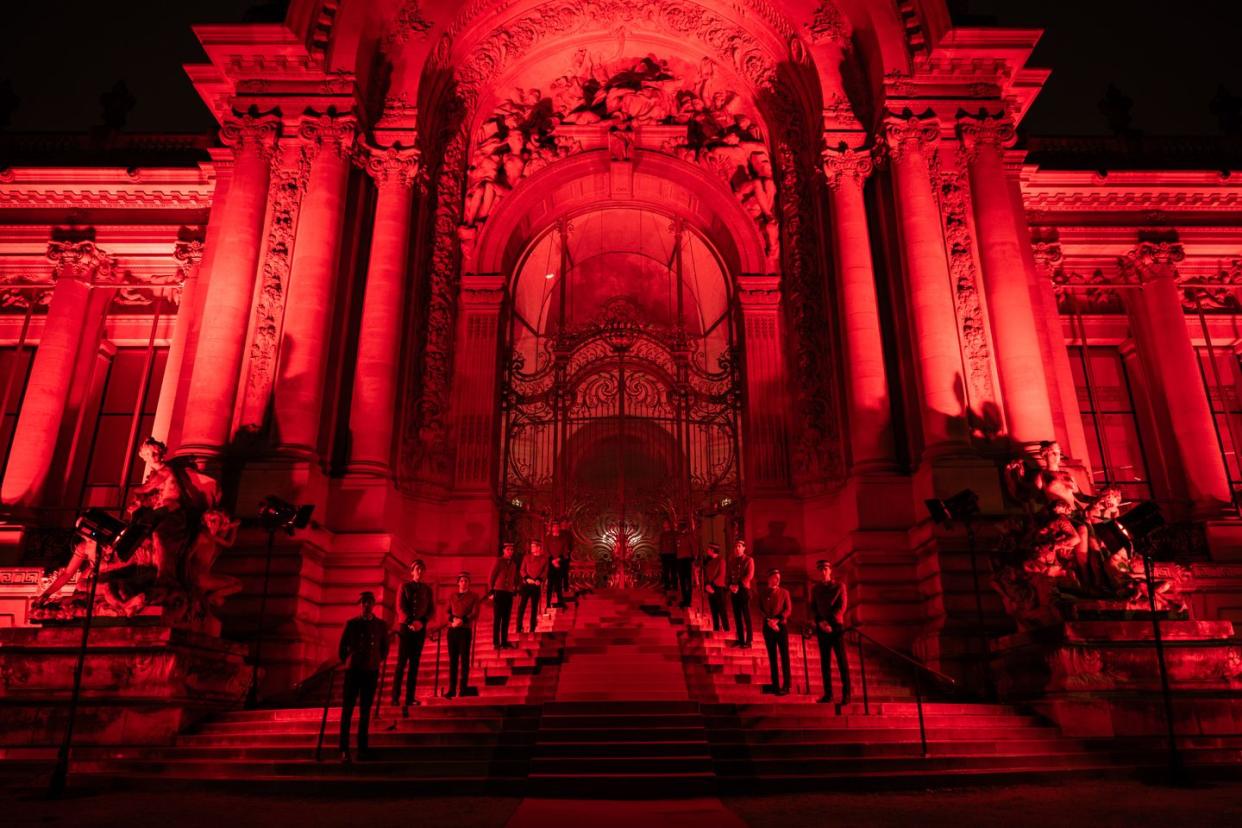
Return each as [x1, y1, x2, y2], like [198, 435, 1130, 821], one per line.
[728, 539, 755, 648]
[392, 560, 434, 716]
[546, 521, 567, 609]
[810, 559, 851, 705]
[446, 572, 481, 699]
[760, 568, 792, 696]
[338, 591, 389, 762]
[489, 544, 519, 649]
[517, 539, 548, 634]
[702, 543, 730, 632]
[676, 519, 697, 609]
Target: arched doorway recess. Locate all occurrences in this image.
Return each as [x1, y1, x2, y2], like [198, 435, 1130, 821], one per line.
[500, 207, 743, 586]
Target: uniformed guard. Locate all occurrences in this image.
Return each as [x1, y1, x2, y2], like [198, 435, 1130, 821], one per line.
[728, 539, 755, 648]
[338, 590, 389, 762]
[516, 539, 548, 634]
[810, 559, 851, 705]
[657, 519, 678, 593]
[675, 519, 697, 608]
[392, 559, 434, 716]
[488, 543, 519, 649]
[445, 572, 481, 699]
[702, 543, 730, 632]
[759, 568, 792, 696]
[546, 521, 567, 609]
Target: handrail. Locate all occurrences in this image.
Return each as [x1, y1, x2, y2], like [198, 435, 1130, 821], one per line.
[843, 626, 958, 688]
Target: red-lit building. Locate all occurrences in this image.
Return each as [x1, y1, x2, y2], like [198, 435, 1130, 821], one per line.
[2, 0, 1241, 728]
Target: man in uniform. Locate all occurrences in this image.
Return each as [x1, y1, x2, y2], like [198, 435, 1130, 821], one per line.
[489, 543, 519, 649]
[728, 539, 755, 648]
[546, 521, 567, 609]
[657, 519, 678, 593]
[759, 568, 792, 696]
[392, 559, 434, 716]
[517, 539, 548, 634]
[675, 519, 696, 608]
[338, 590, 389, 762]
[810, 559, 851, 705]
[445, 572, 481, 699]
[702, 543, 730, 632]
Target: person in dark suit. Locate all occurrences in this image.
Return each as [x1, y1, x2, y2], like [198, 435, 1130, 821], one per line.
[445, 572, 481, 699]
[728, 539, 755, 648]
[702, 543, 730, 632]
[489, 543, 518, 649]
[392, 559, 434, 716]
[759, 568, 792, 696]
[546, 521, 567, 609]
[809, 559, 851, 705]
[657, 519, 678, 593]
[516, 539, 547, 634]
[676, 520, 696, 608]
[338, 591, 389, 763]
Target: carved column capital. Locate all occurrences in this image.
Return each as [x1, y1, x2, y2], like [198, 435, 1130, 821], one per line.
[219, 112, 280, 160]
[46, 240, 117, 283]
[880, 112, 939, 163]
[174, 239, 205, 276]
[821, 146, 874, 190]
[359, 141, 423, 190]
[1030, 240, 1063, 275]
[299, 112, 358, 161]
[957, 112, 1017, 161]
[1119, 240, 1186, 283]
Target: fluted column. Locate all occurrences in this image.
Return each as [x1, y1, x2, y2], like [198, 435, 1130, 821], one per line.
[737, 276, 792, 489]
[273, 113, 356, 458]
[347, 143, 420, 475]
[882, 114, 967, 456]
[178, 113, 278, 457]
[1123, 242, 1231, 514]
[150, 239, 204, 444]
[822, 146, 895, 471]
[1, 242, 111, 506]
[958, 114, 1056, 444]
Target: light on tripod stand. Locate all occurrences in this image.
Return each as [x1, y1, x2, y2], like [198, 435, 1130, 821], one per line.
[924, 489, 980, 525]
[247, 496, 314, 708]
[923, 488, 990, 697]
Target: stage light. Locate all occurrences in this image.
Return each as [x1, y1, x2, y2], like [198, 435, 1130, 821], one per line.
[924, 489, 980, 525]
[258, 495, 314, 534]
[544, 272, 556, 280]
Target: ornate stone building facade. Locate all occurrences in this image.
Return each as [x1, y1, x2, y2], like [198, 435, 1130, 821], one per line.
[2, 0, 1242, 699]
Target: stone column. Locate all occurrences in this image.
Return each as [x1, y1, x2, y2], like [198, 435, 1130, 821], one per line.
[347, 143, 420, 475]
[882, 114, 967, 457]
[822, 146, 895, 472]
[1123, 241, 1231, 515]
[958, 114, 1056, 444]
[1, 242, 112, 506]
[150, 240, 204, 444]
[178, 113, 279, 457]
[273, 113, 356, 458]
[737, 276, 791, 489]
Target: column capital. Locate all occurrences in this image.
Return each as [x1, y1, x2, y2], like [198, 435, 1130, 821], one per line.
[736, 275, 782, 307]
[1030, 240, 1063, 275]
[1119, 240, 1185, 283]
[299, 111, 358, 161]
[46, 240, 116, 283]
[956, 111, 1017, 161]
[821, 146, 875, 190]
[219, 112, 280, 159]
[174, 239, 205, 275]
[880, 112, 939, 163]
[359, 141, 422, 190]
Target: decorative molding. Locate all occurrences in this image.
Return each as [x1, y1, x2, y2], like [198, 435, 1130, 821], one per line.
[1118, 240, 1185, 283]
[957, 111, 1016, 161]
[384, 0, 434, 50]
[805, 1, 849, 45]
[880, 111, 939, 164]
[821, 146, 873, 190]
[46, 240, 117, 283]
[298, 112, 358, 162]
[359, 142, 423, 190]
[219, 112, 281, 160]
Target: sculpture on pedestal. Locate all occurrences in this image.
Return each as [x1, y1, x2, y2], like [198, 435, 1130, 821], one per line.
[32, 437, 242, 628]
[993, 440, 1189, 628]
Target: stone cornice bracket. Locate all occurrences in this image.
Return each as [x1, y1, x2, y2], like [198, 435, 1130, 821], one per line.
[821, 145, 874, 190]
[46, 240, 117, 284]
[219, 112, 281, 160]
[805, 1, 851, 45]
[298, 111, 358, 161]
[174, 239, 206, 275]
[359, 141, 423, 191]
[880, 112, 939, 163]
[956, 111, 1017, 161]
[1030, 240, 1063, 276]
[1119, 240, 1186, 283]
[383, 0, 434, 51]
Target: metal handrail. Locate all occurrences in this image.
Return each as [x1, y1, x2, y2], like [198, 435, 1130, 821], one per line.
[845, 626, 958, 688]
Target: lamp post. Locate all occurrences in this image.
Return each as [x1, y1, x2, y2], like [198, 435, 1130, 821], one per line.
[246, 496, 314, 709]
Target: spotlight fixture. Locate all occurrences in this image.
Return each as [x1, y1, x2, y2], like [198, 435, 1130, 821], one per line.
[924, 489, 980, 525]
[1094, 500, 1165, 557]
[74, 508, 127, 547]
[258, 495, 314, 534]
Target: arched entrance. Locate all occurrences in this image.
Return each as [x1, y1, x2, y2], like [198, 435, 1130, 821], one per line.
[500, 207, 743, 586]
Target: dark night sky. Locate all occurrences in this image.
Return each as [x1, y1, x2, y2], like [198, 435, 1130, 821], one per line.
[0, 0, 1239, 136]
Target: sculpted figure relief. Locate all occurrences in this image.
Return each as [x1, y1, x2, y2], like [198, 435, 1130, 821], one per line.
[994, 442, 1189, 629]
[459, 52, 777, 253]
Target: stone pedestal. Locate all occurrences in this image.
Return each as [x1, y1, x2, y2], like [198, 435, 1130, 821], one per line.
[0, 621, 248, 747]
[990, 619, 1242, 737]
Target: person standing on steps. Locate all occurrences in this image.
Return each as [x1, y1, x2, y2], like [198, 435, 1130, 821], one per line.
[338, 591, 389, 763]
[517, 539, 548, 634]
[557, 517, 574, 603]
[809, 559, 851, 706]
[760, 568, 792, 696]
[658, 519, 678, 594]
[445, 572, 481, 699]
[728, 539, 755, 648]
[676, 519, 696, 608]
[392, 559, 434, 717]
[546, 520, 567, 609]
[489, 543, 519, 650]
[702, 543, 730, 632]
